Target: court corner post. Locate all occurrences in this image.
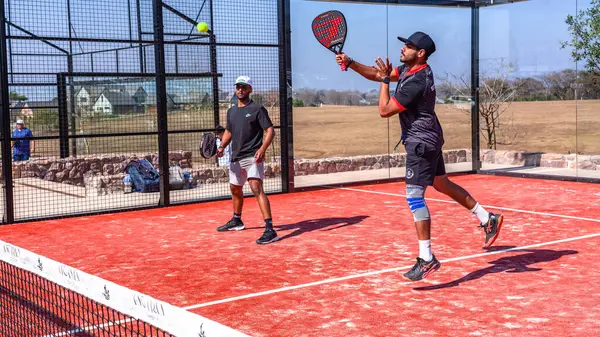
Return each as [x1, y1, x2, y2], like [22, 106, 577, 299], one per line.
[471, 3, 481, 171]
[279, 0, 294, 193]
[0, 0, 14, 223]
[152, 0, 170, 206]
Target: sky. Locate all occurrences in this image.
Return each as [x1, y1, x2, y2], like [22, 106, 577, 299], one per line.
[291, 0, 586, 91]
[4, 0, 590, 100]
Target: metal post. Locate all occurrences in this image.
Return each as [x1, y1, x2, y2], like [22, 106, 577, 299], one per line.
[152, 0, 170, 206]
[57, 74, 69, 158]
[136, 0, 145, 73]
[67, 56, 76, 157]
[278, 0, 294, 193]
[209, 0, 219, 127]
[471, 4, 481, 171]
[67, 0, 75, 157]
[174, 45, 178, 73]
[0, 0, 15, 223]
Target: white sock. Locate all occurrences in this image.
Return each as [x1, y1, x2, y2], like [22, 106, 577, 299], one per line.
[471, 203, 490, 224]
[419, 240, 432, 262]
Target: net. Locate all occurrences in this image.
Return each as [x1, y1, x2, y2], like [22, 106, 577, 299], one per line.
[0, 240, 249, 337]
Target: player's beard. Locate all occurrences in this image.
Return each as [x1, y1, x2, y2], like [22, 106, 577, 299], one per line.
[236, 92, 250, 104]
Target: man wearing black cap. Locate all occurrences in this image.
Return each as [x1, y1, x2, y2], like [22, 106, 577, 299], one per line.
[336, 32, 504, 281]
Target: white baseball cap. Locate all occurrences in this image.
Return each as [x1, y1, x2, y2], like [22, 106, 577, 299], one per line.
[16, 119, 24, 124]
[234, 76, 252, 87]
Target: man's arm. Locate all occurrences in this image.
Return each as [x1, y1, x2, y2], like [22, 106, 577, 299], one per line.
[216, 130, 232, 157]
[336, 54, 400, 82]
[258, 127, 274, 153]
[254, 106, 274, 163]
[379, 81, 403, 118]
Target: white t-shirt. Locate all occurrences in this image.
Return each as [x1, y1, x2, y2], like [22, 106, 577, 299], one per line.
[215, 138, 232, 167]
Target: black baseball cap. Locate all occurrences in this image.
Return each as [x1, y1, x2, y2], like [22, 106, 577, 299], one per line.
[397, 31, 436, 56]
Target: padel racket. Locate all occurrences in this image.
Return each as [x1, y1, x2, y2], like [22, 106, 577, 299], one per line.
[312, 10, 348, 71]
[200, 132, 217, 159]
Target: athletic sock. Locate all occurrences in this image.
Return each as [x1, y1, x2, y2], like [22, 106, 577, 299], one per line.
[233, 213, 242, 222]
[419, 240, 432, 262]
[265, 218, 273, 230]
[470, 203, 490, 224]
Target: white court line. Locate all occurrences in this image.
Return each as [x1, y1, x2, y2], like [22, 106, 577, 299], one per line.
[337, 187, 600, 223]
[183, 232, 600, 310]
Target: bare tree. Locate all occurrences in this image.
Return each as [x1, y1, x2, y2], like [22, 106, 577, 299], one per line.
[439, 59, 526, 149]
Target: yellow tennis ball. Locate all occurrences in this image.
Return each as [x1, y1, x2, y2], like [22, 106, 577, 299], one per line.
[196, 22, 209, 33]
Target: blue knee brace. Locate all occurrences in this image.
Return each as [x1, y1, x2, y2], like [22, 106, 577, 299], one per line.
[406, 184, 430, 221]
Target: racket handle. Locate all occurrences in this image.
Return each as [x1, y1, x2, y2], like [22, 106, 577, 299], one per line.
[338, 52, 349, 71]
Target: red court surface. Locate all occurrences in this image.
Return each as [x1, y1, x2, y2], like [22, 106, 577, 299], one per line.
[1, 175, 599, 336]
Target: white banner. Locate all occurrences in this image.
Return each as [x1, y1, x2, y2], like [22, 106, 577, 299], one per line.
[0, 240, 250, 337]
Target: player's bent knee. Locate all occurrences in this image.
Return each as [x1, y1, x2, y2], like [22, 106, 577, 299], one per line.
[230, 184, 243, 195]
[406, 184, 430, 221]
[248, 179, 263, 196]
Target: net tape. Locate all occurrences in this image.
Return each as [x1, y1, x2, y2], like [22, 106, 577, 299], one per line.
[0, 239, 249, 337]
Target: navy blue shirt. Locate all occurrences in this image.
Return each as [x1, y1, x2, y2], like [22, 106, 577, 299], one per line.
[392, 64, 444, 150]
[226, 100, 273, 162]
[12, 128, 33, 155]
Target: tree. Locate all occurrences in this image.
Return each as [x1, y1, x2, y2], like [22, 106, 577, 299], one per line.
[30, 108, 58, 133]
[252, 93, 265, 106]
[562, 1, 600, 74]
[439, 59, 526, 149]
[9, 91, 27, 101]
[512, 77, 547, 101]
[542, 69, 577, 101]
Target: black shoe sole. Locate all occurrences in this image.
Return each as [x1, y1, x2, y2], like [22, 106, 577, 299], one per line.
[404, 261, 441, 281]
[217, 225, 245, 232]
[256, 236, 279, 245]
[484, 214, 503, 248]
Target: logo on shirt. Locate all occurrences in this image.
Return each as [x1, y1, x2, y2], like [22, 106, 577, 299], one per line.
[245, 113, 251, 117]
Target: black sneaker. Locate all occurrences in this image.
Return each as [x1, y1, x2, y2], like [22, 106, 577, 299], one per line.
[256, 228, 279, 245]
[480, 213, 504, 248]
[403, 255, 441, 281]
[217, 218, 245, 232]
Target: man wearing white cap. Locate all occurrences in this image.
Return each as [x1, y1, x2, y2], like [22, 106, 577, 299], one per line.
[12, 119, 34, 161]
[215, 76, 278, 245]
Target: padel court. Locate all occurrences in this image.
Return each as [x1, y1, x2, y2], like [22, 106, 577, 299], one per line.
[1, 174, 599, 336]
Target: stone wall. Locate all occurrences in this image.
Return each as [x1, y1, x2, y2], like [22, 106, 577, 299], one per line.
[11, 151, 193, 187]
[6, 148, 600, 195]
[293, 149, 470, 176]
[293, 149, 600, 175]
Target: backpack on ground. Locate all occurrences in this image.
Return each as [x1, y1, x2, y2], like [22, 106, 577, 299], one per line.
[169, 164, 185, 190]
[125, 159, 160, 193]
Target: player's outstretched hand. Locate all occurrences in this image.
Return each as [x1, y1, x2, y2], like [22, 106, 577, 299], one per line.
[374, 57, 392, 81]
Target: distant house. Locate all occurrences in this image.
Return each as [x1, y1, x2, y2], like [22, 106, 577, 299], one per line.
[75, 86, 105, 109]
[144, 93, 176, 109]
[92, 91, 144, 115]
[112, 86, 148, 105]
[171, 92, 210, 109]
[11, 99, 58, 119]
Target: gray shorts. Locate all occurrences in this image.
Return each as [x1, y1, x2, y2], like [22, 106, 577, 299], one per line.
[229, 157, 264, 186]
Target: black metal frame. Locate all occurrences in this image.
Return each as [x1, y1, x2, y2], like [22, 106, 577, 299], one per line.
[2, 0, 596, 224]
[0, 0, 289, 224]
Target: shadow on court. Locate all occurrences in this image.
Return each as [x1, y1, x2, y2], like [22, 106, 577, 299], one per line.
[247, 216, 369, 241]
[414, 247, 578, 291]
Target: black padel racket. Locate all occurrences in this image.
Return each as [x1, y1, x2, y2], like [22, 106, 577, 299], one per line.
[200, 132, 217, 159]
[312, 10, 348, 71]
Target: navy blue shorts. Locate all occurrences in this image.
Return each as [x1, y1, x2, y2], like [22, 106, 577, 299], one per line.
[404, 142, 445, 186]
